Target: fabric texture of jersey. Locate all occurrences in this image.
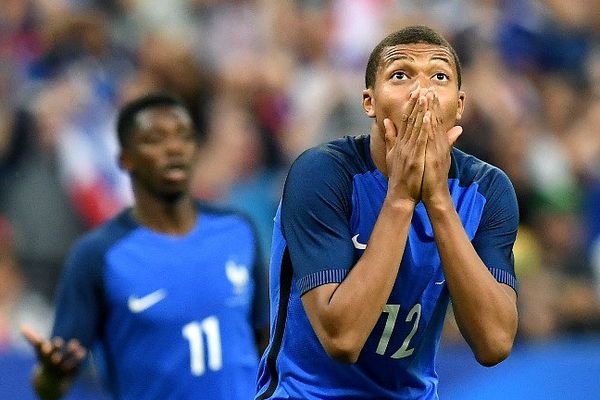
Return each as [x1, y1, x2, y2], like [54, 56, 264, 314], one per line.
[52, 201, 268, 400]
[255, 135, 519, 400]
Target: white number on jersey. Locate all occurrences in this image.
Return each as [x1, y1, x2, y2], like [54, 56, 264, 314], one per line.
[182, 316, 223, 376]
[376, 303, 422, 359]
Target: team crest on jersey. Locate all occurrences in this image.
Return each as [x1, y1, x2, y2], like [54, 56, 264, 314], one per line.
[226, 259, 249, 295]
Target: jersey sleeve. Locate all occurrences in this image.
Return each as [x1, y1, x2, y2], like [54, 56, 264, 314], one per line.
[281, 147, 355, 295]
[471, 168, 520, 292]
[51, 235, 106, 348]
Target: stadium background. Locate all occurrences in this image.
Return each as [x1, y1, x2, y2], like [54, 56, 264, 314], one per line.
[0, 0, 599, 398]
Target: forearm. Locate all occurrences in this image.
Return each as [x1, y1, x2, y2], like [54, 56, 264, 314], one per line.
[426, 198, 517, 365]
[305, 199, 415, 360]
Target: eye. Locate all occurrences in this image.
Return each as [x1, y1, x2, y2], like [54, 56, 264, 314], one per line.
[140, 131, 163, 144]
[391, 71, 408, 80]
[180, 130, 196, 141]
[433, 73, 449, 82]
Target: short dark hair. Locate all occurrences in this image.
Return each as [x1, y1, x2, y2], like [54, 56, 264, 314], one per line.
[365, 25, 462, 89]
[116, 92, 191, 148]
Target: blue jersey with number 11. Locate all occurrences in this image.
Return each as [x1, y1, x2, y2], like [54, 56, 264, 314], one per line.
[255, 135, 518, 399]
[53, 202, 267, 400]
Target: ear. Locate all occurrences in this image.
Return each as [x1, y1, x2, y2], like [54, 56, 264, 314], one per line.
[456, 91, 466, 122]
[362, 89, 376, 118]
[118, 150, 132, 172]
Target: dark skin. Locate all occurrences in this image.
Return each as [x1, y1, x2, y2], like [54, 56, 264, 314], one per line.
[22, 105, 268, 399]
[302, 43, 517, 366]
[121, 106, 199, 235]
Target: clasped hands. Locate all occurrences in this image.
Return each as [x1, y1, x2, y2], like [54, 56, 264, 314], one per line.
[384, 86, 463, 207]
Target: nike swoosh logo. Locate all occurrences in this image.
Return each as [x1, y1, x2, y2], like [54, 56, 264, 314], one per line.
[352, 234, 367, 250]
[128, 289, 167, 313]
[434, 280, 445, 285]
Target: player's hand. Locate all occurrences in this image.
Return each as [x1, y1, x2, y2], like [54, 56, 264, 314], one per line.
[384, 87, 432, 205]
[421, 91, 463, 206]
[21, 325, 87, 378]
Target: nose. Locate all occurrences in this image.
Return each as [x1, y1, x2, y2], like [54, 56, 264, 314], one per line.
[409, 81, 434, 101]
[416, 73, 431, 88]
[409, 77, 432, 96]
[165, 135, 186, 155]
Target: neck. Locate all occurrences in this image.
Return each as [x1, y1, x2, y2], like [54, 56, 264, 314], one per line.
[369, 123, 389, 177]
[132, 185, 197, 235]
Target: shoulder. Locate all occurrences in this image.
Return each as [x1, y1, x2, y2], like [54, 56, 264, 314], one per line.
[195, 200, 258, 237]
[291, 135, 372, 175]
[287, 135, 373, 186]
[452, 147, 515, 197]
[67, 210, 137, 266]
[281, 136, 372, 221]
[194, 201, 262, 263]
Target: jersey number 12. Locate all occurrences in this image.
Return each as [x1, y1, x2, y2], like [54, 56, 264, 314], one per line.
[376, 303, 422, 358]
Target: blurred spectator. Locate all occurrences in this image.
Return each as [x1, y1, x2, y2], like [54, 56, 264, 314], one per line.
[0, 94, 86, 301]
[0, 0, 598, 352]
[191, 94, 281, 260]
[0, 216, 52, 352]
[0, 5, 599, 400]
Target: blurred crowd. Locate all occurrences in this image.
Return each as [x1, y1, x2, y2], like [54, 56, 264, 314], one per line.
[1, 0, 599, 358]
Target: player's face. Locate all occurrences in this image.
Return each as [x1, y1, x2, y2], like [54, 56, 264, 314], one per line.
[362, 43, 465, 140]
[122, 106, 198, 198]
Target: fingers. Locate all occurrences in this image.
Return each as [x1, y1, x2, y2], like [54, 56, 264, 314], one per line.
[423, 111, 432, 133]
[44, 338, 87, 376]
[21, 325, 58, 365]
[421, 111, 433, 151]
[22, 324, 87, 378]
[398, 88, 420, 139]
[447, 126, 463, 146]
[34, 336, 63, 366]
[431, 91, 443, 128]
[60, 340, 87, 374]
[425, 90, 456, 146]
[49, 338, 66, 364]
[383, 118, 397, 153]
[21, 325, 43, 349]
[405, 92, 427, 145]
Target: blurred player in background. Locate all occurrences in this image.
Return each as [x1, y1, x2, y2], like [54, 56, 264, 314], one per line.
[256, 25, 519, 399]
[21, 93, 269, 400]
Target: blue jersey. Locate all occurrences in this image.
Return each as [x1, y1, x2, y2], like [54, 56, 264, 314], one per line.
[52, 202, 268, 400]
[256, 135, 518, 400]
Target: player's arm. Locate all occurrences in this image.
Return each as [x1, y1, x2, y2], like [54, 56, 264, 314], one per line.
[254, 327, 269, 357]
[21, 326, 87, 400]
[422, 94, 518, 366]
[301, 200, 415, 363]
[22, 235, 104, 397]
[300, 89, 430, 363]
[426, 200, 517, 366]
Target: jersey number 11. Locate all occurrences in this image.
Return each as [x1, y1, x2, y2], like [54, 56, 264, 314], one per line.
[182, 316, 223, 376]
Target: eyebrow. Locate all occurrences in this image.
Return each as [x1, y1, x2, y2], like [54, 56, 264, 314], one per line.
[385, 55, 412, 63]
[431, 55, 452, 66]
[384, 54, 453, 67]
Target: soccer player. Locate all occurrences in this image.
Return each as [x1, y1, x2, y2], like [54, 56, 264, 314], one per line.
[21, 93, 268, 400]
[255, 26, 519, 399]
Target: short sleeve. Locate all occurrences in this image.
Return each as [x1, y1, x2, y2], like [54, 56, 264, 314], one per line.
[281, 147, 356, 295]
[471, 169, 520, 292]
[52, 236, 106, 347]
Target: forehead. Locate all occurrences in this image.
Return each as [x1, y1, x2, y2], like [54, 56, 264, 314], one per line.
[135, 106, 192, 132]
[379, 43, 455, 69]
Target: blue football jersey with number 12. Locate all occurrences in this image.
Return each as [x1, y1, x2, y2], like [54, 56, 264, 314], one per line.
[256, 135, 518, 400]
[52, 202, 267, 400]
